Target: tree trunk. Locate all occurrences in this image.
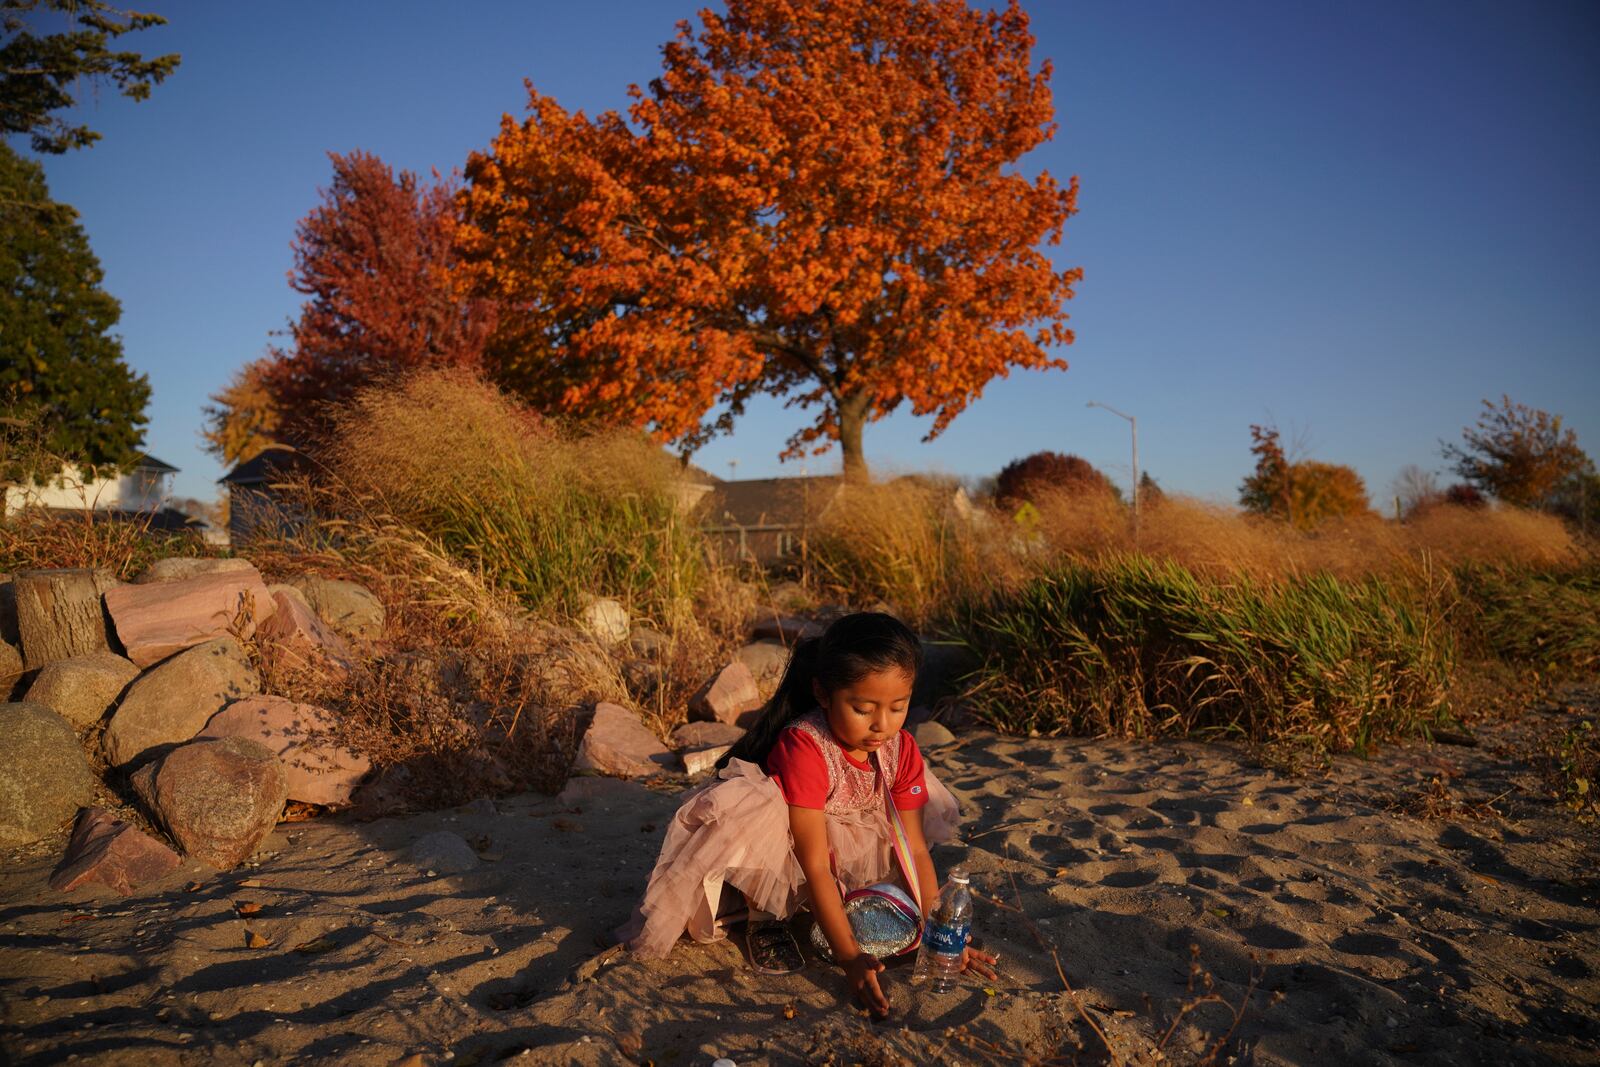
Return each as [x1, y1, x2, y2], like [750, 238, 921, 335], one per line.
[14, 568, 120, 670]
[838, 392, 871, 483]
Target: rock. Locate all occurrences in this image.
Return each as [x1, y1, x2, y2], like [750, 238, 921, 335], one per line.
[286, 576, 385, 641]
[688, 661, 764, 728]
[681, 745, 732, 776]
[48, 807, 181, 895]
[22, 651, 140, 729]
[675, 726, 748, 777]
[257, 589, 349, 669]
[733, 640, 790, 698]
[912, 720, 957, 750]
[0, 702, 98, 846]
[102, 637, 259, 769]
[132, 557, 258, 585]
[13, 568, 120, 670]
[130, 736, 288, 869]
[627, 625, 669, 660]
[767, 580, 811, 611]
[670, 721, 745, 750]
[198, 696, 370, 807]
[573, 702, 675, 778]
[104, 569, 275, 669]
[748, 614, 822, 645]
[579, 597, 630, 645]
[913, 639, 978, 708]
[407, 830, 479, 874]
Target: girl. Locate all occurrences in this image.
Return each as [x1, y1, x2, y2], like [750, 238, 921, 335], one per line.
[616, 612, 997, 1014]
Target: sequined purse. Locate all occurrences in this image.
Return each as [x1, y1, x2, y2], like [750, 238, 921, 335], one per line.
[809, 773, 927, 961]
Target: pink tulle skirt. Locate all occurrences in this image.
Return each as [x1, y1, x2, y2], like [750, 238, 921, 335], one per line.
[616, 758, 961, 959]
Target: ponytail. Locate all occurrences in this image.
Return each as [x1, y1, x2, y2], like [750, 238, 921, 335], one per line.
[715, 611, 922, 771]
[716, 637, 822, 770]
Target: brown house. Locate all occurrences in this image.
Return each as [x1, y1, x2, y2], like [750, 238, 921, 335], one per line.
[701, 475, 843, 565]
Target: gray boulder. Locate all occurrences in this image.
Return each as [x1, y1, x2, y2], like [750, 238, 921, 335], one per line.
[913, 639, 979, 708]
[912, 720, 957, 750]
[579, 597, 630, 645]
[670, 720, 745, 750]
[23, 652, 140, 729]
[131, 735, 287, 869]
[0, 702, 98, 846]
[0, 638, 21, 695]
[286, 576, 385, 641]
[102, 637, 259, 769]
[627, 625, 670, 661]
[406, 830, 479, 874]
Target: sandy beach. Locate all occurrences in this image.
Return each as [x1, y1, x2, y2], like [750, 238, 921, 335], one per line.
[3, 691, 1596, 1067]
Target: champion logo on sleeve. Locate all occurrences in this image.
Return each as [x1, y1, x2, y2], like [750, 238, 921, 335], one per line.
[911, 785, 923, 795]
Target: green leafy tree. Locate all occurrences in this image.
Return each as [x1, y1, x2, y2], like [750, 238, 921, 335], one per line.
[1441, 395, 1589, 509]
[2, 0, 179, 154]
[0, 141, 149, 478]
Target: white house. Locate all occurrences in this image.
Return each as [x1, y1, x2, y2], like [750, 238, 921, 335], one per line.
[2, 454, 177, 516]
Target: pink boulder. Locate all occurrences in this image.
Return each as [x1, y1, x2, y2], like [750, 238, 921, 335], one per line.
[105, 569, 276, 668]
[573, 702, 674, 778]
[49, 807, 181, 895]
[688, 661, 765, 728]
[198, 696, 369, 807]
[257, 590, 349, 670]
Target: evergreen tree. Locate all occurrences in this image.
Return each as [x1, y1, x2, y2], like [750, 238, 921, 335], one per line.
[0, 141, 149, 479]
[1, 0, 180, 154]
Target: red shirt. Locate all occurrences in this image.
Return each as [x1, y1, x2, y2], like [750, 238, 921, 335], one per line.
[766, 725, 930, 811]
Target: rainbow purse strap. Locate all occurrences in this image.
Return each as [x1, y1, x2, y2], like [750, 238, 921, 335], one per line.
[881, 771, 924, 916]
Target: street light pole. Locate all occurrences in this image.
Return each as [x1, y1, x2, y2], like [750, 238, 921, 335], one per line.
[1087, 400, 1139, 544]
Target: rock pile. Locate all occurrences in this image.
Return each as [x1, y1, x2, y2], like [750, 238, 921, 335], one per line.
[0, 559, 385, 890]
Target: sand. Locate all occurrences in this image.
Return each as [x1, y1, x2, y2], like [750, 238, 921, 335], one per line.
[2, 694, 1596, 1066]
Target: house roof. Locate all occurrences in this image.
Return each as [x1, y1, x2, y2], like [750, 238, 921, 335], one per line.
[219, 446, 314, 486]
[43, 506, 202, 532]
[703, 475, 841, 528]
[132, 454, 178, 474]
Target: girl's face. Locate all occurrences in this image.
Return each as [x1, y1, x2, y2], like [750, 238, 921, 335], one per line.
[813, 666, 914, 759]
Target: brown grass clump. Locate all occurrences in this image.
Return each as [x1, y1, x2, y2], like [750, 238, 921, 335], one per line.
[0, 506, 214, 579]
[806, 477, 1022, 628]
[1404, 504, 1581, 571]
[317, 366, 708, 624]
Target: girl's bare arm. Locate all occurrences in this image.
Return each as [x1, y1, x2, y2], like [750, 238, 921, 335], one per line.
[790, 805, 890, 1014]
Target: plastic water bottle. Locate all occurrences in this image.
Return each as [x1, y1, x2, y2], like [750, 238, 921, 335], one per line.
[912, 866, 972, 993]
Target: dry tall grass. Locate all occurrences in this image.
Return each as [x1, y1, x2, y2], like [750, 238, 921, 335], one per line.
[319, 367, 708, 625]
[805, 478, 1022, 627]
[1035, 490, 1583, 582]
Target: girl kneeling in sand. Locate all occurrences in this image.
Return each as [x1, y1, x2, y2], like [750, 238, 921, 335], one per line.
[616, 611, 996, 1014]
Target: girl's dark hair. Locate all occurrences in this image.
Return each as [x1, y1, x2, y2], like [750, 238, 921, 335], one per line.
[717, 611, 922, 770]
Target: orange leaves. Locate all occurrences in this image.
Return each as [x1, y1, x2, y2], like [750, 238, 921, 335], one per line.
[459, 0, 1078, 473]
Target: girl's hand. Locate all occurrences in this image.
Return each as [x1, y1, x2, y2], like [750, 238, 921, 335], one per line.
[843, 953, 890, 1017]
[960, 944, 999, 981]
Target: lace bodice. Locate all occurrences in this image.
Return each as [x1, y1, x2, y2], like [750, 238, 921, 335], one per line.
[786, 710, 900, 817]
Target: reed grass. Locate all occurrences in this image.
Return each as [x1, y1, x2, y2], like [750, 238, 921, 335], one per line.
[319, 368, 707, 625]
[951, 555, 1456, 753]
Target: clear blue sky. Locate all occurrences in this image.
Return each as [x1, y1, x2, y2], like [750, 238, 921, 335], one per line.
[24, 0, 1600, 506]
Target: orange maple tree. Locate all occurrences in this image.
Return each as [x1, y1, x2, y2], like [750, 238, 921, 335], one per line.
[458, 0, 1079, 478]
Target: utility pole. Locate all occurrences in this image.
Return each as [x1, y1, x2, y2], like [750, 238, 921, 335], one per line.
[1087, 400, 1139, 544]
